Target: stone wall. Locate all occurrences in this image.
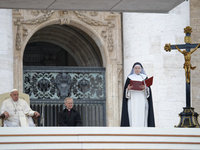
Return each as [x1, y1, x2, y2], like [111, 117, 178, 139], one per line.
[190, 0, 200, 118]
[123, 1, 190, 127]
[0, 9, 13, 93]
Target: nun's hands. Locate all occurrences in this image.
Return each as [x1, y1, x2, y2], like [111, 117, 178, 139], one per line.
[140, 85, 145, 90]
[127, 84, 134, 90]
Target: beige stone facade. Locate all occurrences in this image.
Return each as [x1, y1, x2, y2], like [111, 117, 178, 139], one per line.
[190, 0, 200, 116]
[0, 10, 13, 93]
[12, 10, 123, 126]
[0, 0, 198, 127]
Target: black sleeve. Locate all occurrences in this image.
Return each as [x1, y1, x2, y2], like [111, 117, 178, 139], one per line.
[147, 87, 155, 127]
[58, 111, 66, 126]
[120, 78, 130, 126]
[145, 77, 155, 127]
[75, 112, 82, 126]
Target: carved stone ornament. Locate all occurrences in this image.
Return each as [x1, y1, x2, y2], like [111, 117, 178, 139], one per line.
[13, 10, 118, 52]
[59, 10, 71, 25]
[13, 10, 55, 50]
[74, 11, 115, 51]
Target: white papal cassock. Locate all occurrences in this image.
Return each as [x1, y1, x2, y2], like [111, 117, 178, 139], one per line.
[1, 98, 35, 127]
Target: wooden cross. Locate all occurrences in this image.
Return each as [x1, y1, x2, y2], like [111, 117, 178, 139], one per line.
[164, 26, 200, 108]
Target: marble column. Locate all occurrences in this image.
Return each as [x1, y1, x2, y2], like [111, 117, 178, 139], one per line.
[0, 9, 13, 93]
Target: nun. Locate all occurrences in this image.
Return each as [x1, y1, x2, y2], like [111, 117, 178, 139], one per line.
[121, 62, 155, 127]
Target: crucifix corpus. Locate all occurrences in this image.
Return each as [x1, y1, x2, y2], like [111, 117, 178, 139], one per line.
[164, 26, 200, 128]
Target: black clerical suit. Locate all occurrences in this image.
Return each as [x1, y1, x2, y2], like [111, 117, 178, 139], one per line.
[58, 108, 82, 126]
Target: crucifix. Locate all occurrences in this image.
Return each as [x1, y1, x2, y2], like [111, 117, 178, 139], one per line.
[14, 109, 17, 114]
[164, 26, 200, 128]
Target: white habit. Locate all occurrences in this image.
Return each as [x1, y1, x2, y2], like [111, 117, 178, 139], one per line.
[126, 74, 149, 127]
[1, 98, 35, 127]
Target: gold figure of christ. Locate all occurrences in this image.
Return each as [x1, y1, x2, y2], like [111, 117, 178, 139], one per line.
[175, 44, 200, 83]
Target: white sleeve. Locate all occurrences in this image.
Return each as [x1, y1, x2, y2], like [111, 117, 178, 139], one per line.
[1, 100, 10, 114]
[125, 88, 131, 99]
[1, 101, 6, 114]
[21, 100, 35, 117]
[145, 87, 150, 98]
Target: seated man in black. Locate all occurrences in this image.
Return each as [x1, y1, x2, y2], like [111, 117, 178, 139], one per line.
[58, 97, 82, 126]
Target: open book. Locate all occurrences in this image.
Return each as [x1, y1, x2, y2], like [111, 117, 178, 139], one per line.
[129, 76, 153, 91]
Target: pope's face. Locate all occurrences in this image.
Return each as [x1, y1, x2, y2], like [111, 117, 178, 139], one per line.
[134, 65, 141, 75]
[10, 91, 19, 101]
[65, 99, 74, 109]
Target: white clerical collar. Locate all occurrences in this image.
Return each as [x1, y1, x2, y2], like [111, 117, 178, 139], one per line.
[10, 99, 19, 104]
[13, 100, 18, 103]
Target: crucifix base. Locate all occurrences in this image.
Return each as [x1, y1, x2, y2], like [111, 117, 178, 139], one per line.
[176, 107, 200, 128]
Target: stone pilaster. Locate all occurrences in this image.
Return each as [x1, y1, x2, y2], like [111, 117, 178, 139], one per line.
[190, 0, 200, 118]
[0, 9, 13, 93]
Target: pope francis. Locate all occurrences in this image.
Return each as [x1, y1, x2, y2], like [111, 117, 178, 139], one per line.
[1, 89, 40, 127]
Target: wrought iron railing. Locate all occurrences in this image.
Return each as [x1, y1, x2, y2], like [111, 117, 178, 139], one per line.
[23, 66, 106, 126]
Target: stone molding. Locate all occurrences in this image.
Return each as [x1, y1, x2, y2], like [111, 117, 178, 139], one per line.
[13, 10, 117, 53]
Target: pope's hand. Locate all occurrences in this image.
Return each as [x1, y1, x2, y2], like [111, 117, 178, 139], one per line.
[34, 111, 40, 118]
[4, 111, 9, 118]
